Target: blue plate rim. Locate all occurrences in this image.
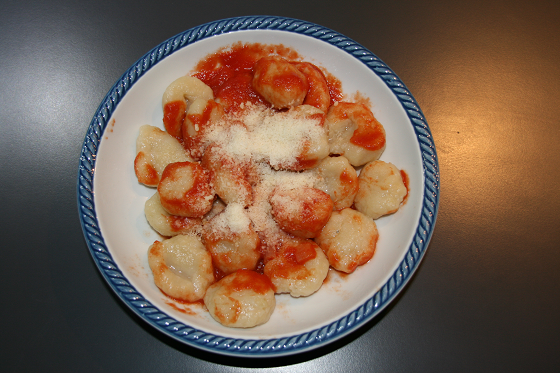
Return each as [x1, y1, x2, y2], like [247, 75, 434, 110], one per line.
[77, 15, 440, 357]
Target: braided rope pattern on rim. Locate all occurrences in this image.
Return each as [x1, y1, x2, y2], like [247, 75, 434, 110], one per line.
[77, 16, 439, 357]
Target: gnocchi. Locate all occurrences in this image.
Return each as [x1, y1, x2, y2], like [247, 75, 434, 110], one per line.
[162, 75, 214, 139]
[269, 186, 333, 238]
[354, 160, 407, 220]
[204, 269, 276, 328]
[325, 102, 386, 166]
[134, 125, 193, 187]
[314, 155, 359, 210]
[315, 208, 378, 273]
[293, 62, 331, 113]
[157, 161, 214, 218]
[263, 237, 329, 297]
[136, 42, 408, 329]
[148, 234, 214, 302]
[202, 203, 261, 275]
[201, 144, 253, 207]
[144, 192, 202, 237]
[252, 56, 308, 109]
[183, 98, 224, 160]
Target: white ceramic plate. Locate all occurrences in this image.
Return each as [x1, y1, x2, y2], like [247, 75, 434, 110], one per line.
[78, 16, 439, 357]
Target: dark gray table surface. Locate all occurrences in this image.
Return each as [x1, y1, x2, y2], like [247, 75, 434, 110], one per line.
[2, 0, 559, 371]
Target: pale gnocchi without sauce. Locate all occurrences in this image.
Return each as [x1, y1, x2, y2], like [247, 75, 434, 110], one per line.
[134, 42, 409, 328]
[147, 234, 214, 302]
[315, 208, 379, 273]
[354, 160, 407, 220]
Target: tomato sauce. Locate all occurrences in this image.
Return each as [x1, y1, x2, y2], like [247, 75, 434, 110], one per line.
[191, 42, 343, 113]
[185, 100, 218, 130]
[134, 152, 159, 186]
[163, 100, 186, 138]
[193, 43, 296, 111]
[324, 71, 343, 105]
[339, 168, 358, 187]
[214, 71, 269, 111]
[269, 241, 318, 279]
[213, 264, 227, 282]
[164, 301, 197, 315]
[223, 269, 275, 295]
[292, 156, 321, 170]
[294, 244, 317, 265]
[162, 292, 205, 307]
[400, 169, 410, 204]
[349, 113, 386, 151]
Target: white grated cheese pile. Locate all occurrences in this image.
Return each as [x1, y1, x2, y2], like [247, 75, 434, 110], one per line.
[210, 202, 252, 234]
[204, 104, 326, 169]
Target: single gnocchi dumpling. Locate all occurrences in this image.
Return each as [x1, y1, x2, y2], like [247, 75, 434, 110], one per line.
[252, 56, 308, 109]
[157, 161, 214, 217]
[134, 125, 193, 187]
[269, 186, 333, 238]
[287, 105, 329, 170]
[314, 156, 359, 210]
[182, 98, 224, 160]
[264, 237, 329, 297]
[144, 192, 202, 237]
[325, 102, 386, 166]
[293, 62, 331, 113]
[148, 235, 214, 302]
[204, 269, 276, 328]
[354, 160, 407, 220]
[162, 75, 214, 139]
[267, 105, 329, 171]
[202, 203, 262, 275]
[315, 208, 378, 273]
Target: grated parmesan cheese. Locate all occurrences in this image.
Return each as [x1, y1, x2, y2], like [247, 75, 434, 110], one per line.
[204, 104, 326, 169]
[211, 202, 251, 234]
[192, 103, 324, 256]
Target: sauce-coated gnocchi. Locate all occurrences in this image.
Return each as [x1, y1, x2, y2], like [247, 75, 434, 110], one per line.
[134, 125, 193, 187]
[202, 203, 261, 275]
[252, 56, 308, 109]
[157, 161, 214, 217]
[144, 192, 202, 237]
[325, 102, 386, 166]
[135, 42, 408, 328]
[263, 237, 329, 297]
[204, 269, 276, 328]
[270, 186, 333, 238]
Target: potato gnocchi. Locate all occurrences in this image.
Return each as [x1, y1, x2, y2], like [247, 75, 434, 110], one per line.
[354, 160, 407, 220]
[315, 208, 379, 273]
[135, 42, 408, 328]
[204, 269, 276, 328]
[148, 234, 214, 302]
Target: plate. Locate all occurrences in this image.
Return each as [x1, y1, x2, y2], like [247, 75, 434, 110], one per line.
[77, 16, 439, 357]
